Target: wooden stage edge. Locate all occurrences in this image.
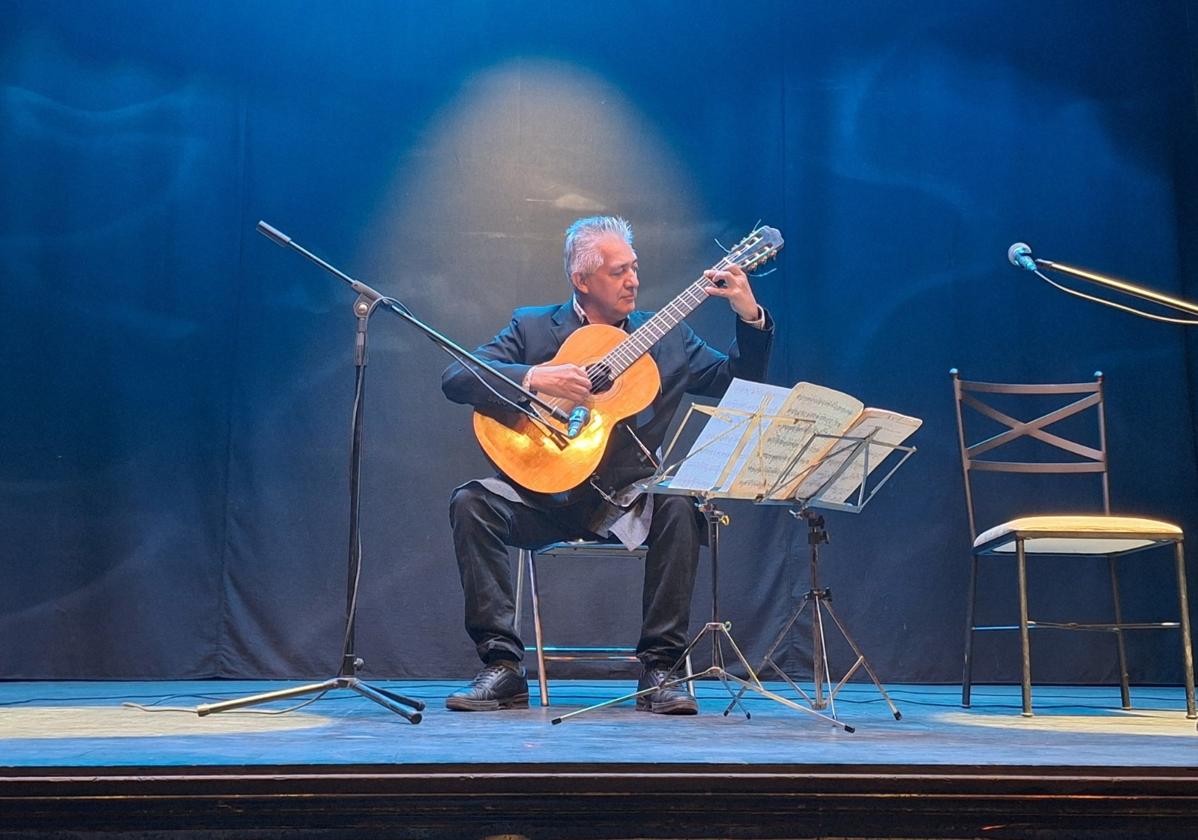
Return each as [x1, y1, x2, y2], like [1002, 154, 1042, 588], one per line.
[3, 761, 1198, 839]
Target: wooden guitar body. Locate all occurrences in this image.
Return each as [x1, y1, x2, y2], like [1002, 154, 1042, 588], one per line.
[472, 323, 660, 494]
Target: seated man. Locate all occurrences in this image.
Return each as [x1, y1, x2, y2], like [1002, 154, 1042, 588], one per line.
[442, 215, 774, 713]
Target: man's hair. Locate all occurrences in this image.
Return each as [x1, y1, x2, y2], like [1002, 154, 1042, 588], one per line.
[563, 216, 633, 282]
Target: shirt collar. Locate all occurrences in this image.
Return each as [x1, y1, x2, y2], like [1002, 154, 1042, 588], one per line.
[571, 294, 630, 330]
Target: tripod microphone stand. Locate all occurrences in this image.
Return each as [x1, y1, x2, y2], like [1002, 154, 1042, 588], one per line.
[199, 222, 567, 723]
[197, 234, 422, 721]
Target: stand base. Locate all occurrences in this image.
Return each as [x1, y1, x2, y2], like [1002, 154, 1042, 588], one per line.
[736, 589, 901, 721]
[551, 622, 853, 732]
[196, 676, 424, 724]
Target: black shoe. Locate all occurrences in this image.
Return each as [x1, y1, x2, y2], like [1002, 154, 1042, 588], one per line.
[445, 662, 529, 711]
[635, 665, 698, 715]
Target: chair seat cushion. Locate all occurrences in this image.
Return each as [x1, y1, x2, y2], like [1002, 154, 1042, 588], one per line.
[974, 515, 1182, 554]
[536, 540, 648, 558]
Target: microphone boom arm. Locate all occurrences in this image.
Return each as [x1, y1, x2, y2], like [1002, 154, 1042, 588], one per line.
[257, 220, 574, 430]
[1034, 257, 1198, 319]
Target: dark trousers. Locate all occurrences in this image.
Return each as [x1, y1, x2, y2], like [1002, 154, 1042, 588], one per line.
[449, 483, 701, 668]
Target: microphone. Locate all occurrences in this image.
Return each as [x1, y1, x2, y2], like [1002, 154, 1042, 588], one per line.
[1008, 242, 1037, 272]
[566, 406, 591, 439]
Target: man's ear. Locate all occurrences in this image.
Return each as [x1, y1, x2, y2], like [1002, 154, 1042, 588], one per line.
[571, 272, 588, 295]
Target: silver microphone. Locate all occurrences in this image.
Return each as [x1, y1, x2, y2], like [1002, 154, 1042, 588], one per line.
[1008, 242, 1037, 272]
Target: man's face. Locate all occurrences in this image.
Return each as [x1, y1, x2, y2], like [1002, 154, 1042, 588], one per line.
[574, 234, 639, 325]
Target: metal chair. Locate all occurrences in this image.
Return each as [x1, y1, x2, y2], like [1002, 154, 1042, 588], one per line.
[514, 540, 692, 706]
[951, 369, 1196, 717]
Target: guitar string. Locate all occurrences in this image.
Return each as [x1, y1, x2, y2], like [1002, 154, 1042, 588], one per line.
[512, 231, 776, 431]
[591, 253, 735, 382]
[588, 251, 752, 387]
[535, 264, 730, 421]
[604, 232, 775, 371]
[529, 232, 775, 424]
[589, 232, 774, 386]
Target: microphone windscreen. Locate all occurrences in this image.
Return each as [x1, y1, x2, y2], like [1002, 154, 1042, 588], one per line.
[1007, 242, 1036, 271]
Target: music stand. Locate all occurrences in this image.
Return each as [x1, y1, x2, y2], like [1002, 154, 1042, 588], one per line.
[551, 401, 858, 731]
[726, 427, 915, 722]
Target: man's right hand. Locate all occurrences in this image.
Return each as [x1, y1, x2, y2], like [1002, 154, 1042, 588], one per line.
[529, 363, 593, 404]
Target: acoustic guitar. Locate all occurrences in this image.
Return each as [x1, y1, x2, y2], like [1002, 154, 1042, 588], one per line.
[473, 226, 784, 494]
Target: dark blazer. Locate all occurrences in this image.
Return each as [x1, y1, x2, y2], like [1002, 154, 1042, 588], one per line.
[443, 300, 775, 497]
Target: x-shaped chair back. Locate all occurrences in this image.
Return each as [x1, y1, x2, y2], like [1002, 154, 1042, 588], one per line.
[951, 370, 1110, 541]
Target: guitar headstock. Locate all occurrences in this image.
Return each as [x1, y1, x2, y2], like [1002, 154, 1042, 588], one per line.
[726, 225, 784, 273]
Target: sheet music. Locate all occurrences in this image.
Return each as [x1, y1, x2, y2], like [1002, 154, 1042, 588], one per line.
[791, 409, 922, 504]
[658, 379, 919, 507]
[664, 378, 793, 492]
[731, 382, 863, 498]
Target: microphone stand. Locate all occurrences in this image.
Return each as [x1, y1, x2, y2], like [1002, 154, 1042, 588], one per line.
[197, 222, 563, 723]
[1017, 247, 1198, 732]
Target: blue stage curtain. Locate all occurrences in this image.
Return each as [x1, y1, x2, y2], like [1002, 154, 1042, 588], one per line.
[2, 0, 1196, 683]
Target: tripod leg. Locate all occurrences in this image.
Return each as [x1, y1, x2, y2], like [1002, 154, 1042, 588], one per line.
[350, 680, 422, 724]
[820, 599, 902, 720]
[812, 594, 830, 711]
[367, 682, 427, 712]
[761, 597, 810, 668]
[770, 663, 817, 709]
[717, 625, 769, 719]
[723, 597, 811, 716]
[551, 626, 721, 725]
[719, 671, 853, 733]
[664, 622, 714, 683]
[197, 679, 346, 716]
[709, 629, 754, 720]
[195, 677, 423, 724]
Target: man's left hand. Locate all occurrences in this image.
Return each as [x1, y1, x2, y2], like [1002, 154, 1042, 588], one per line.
[703, 264, 761, 322]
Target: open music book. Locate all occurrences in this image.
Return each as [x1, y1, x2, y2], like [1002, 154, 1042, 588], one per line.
[663, 379, 921, 503]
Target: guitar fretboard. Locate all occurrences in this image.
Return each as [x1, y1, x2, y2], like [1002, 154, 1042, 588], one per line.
[585, 225, 781, 389]
[601, 274, 722, 378]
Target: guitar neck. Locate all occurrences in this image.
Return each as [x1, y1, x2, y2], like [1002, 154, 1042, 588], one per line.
[596, 225, 782, 380]
[602, 274, 718, 378]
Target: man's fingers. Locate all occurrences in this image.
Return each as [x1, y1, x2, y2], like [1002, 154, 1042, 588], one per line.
[531, 363, 596, 403]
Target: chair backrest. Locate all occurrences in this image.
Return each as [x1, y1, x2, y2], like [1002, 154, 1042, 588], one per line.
[950, 369, 1111, 541]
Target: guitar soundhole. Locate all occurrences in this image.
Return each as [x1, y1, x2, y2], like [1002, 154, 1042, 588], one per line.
[587, 362, 614, 394]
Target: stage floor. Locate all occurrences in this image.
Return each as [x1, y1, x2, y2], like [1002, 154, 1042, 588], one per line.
[1, 678, 1195, 767]
[2, 678, 1196, 838]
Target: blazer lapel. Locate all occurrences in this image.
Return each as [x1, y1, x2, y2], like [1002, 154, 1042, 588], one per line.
[549, 301, 581, 348]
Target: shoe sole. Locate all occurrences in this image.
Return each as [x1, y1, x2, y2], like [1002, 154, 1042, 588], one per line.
[635, 697, 699, 715]
[445, 693, 530, 712]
